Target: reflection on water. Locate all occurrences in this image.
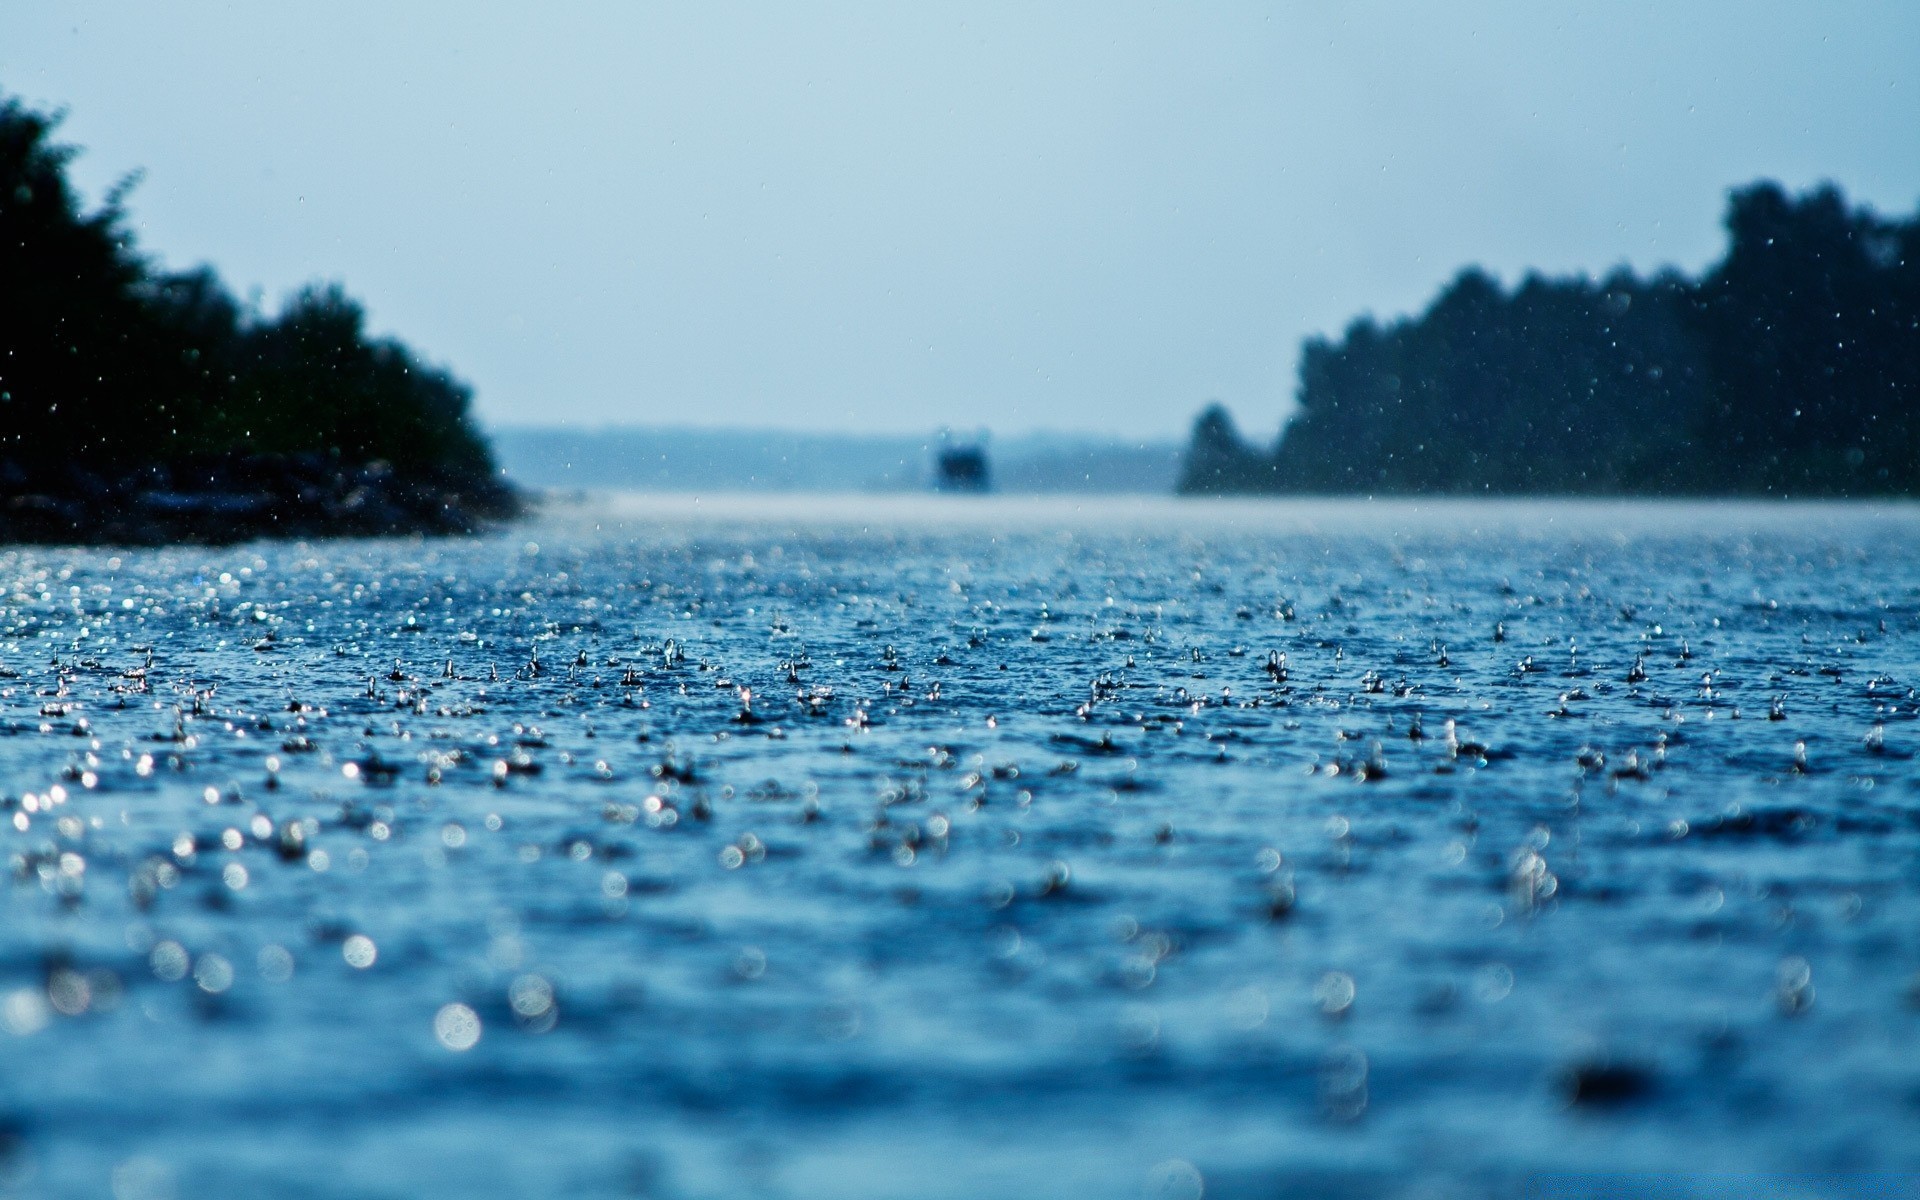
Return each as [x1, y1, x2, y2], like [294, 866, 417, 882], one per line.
[1, 494, 1917, 1198]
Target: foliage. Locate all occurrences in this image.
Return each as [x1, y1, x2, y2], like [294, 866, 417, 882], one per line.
[0, 92, 503, 497]
[1181, 181, 1920, 496]
[1175, 403, 1280, 493]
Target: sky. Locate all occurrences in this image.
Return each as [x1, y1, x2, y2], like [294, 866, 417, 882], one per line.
[2, 3, 1917, 440]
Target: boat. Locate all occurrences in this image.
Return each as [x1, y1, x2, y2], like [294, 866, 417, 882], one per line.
[934, 431, 991, 493]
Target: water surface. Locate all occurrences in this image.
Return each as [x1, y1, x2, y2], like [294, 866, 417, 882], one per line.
[3, 495, 1918, 1199]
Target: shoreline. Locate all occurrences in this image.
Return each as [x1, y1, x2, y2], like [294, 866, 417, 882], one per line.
[0, 453, 520, 547]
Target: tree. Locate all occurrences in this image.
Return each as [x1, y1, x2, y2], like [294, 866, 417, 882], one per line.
[0, 90, 506, 507]
[1185, 179, 1919, 498]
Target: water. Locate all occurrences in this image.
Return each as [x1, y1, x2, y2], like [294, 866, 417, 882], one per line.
[2, 494, 1919, 1199]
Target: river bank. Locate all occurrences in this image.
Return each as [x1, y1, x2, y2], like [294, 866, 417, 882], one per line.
[0, 452, 520, 545]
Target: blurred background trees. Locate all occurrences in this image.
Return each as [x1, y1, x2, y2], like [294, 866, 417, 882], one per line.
[1183, 181, 1920, 496]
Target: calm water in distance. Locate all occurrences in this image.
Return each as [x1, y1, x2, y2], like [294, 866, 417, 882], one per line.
[2, 494, 1918, 1199]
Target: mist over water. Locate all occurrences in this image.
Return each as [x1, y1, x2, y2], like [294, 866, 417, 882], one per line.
[3, 495, 1919, 1197]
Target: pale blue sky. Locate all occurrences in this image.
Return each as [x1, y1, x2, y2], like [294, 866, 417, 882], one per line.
[2, 3, 1916, 439]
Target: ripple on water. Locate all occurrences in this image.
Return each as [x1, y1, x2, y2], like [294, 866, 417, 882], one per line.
[0, 496, 1916, 1196]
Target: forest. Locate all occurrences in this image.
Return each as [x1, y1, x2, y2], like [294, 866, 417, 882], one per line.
[0, 92, 515, 542]
[1180, 181, 1920, 497]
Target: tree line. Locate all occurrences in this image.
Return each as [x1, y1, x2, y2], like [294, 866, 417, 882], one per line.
[1180, 181, 1920, 496]
[0, 91, 513, 538]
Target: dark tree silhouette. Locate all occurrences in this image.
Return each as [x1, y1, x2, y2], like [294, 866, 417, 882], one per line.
[1690, 182, 1920, 492]
[0, 91, 514, 540]
[223, 284, 496, 483]
[0, 97, 177, 475]
[1176, 403, 1278, 493]
[1182, 181, 1919, 497]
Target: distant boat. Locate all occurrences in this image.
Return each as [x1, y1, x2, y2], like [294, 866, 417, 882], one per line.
[934, 433, 991, 493]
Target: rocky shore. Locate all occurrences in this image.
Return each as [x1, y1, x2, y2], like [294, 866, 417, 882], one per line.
[0, 452, 521, 546]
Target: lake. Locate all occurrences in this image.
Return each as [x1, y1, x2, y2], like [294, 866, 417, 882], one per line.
[2, 494, 1918, 1199]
